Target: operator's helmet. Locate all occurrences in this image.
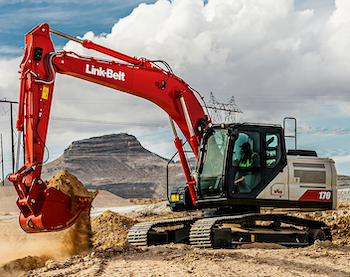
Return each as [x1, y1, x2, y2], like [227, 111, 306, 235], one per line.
[241, 142, 251, 153]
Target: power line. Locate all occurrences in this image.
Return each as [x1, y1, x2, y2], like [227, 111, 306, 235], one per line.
[207, 92, 243, 124]
[51, 116, 168, 127]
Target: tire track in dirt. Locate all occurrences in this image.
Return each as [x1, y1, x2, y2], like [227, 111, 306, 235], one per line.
[230, 244, 350, 277]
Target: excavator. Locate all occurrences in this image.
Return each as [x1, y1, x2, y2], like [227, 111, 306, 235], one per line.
[8, 23, 337, 248]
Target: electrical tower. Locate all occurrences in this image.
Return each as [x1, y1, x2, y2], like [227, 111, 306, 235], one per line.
[207, 92, 243, 124]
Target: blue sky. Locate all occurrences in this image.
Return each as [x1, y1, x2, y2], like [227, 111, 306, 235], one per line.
[0, 0, 157, 58]
[0, 0, 349, 177]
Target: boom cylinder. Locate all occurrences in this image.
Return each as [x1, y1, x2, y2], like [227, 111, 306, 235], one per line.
[169, 118, 197, 206]
[49, 28, 143, 66]
[179, 96, 199, 158]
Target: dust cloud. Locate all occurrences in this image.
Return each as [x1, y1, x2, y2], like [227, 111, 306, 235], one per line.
[62, 209, 93, 255]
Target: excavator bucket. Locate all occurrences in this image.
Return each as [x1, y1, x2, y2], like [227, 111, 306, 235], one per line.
[11, 169, 97, 233]
[19, 187, 96, 233]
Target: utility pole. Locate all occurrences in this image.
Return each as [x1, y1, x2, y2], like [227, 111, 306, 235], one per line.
[0, 99, 19, 173]
[1, 134, 4, 186]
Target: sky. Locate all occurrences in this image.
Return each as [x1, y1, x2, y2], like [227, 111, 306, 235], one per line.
[0, 0, 349, 178]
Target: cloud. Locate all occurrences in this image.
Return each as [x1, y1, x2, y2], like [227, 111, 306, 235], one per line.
[0, 46, 23, 57]
[331, 154, 350, 165]
[62, 0, 350, 124]
[0, 57, 21, 94]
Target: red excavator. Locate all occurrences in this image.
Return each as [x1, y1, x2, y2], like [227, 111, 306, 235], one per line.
[8, 23, 337, 248]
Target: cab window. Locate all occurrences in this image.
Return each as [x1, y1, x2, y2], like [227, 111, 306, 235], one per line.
[232, 132, 260, 168]
[200, 130, 227, 197]
[266, 133, 282, 168]
[201, 130, 227, 177]
[231, 131, 261, 194]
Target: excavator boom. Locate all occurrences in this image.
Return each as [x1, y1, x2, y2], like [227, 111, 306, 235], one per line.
[8, 23, 209, 233]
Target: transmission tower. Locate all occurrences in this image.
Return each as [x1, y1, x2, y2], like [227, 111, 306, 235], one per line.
[207, 92, 243, 124]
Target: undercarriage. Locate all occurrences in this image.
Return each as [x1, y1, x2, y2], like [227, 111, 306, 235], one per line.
[127, 213, 331, 248]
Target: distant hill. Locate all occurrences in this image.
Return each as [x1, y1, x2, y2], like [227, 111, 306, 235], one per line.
[41, 133, 184, 198]
[338, 175, 350, 189]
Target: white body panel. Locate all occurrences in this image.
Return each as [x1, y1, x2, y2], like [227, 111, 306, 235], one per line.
[257, 155, 337, 209]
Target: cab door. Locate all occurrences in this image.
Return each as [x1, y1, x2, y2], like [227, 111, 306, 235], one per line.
[260, 131, 289, 200]
[227, 129, 263, 198]
[227, 126, 287, 199]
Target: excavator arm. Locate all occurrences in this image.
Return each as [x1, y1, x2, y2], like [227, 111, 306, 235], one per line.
[8, 23, 210, 233]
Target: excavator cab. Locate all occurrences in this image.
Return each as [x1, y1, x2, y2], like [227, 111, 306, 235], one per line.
[197, 124, 285, 202]
[172, 122, 336, 212]
[170, 123, 288, 212]
[178, 121, 336, 214]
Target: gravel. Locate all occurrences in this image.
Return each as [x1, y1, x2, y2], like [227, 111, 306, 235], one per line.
[337, 189, 350, 202]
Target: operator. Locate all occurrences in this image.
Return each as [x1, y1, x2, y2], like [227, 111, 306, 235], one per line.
[238, 142, 259, 168]
[233, 142, 260, 193]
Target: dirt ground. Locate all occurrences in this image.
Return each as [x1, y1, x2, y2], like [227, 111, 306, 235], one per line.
[0, 203, 350, 277]
[1, 171, 350, 277]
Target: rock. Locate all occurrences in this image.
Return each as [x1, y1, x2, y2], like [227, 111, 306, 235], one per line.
[41, 133, 184, 198]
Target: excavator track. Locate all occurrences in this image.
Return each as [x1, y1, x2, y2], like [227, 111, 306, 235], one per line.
[128, 213, 332, 248]
[190, 213, 332, 248]
[127, 217, 197, 247]
[189, 217, 217, 248]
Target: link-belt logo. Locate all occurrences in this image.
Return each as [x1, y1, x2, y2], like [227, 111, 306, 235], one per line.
[85, 64, 126, 81]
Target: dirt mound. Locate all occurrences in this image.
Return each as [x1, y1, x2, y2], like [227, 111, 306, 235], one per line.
[307, 239, 350, 252]
[46, 169, 98, 200]
[91, 210, 139, 250]
[127, 198, 167, 205]
[290, 202, 350, 245]
[238, 242, 287, 249]
[328, 215, 350, 245]
[0, 255, 51, 277]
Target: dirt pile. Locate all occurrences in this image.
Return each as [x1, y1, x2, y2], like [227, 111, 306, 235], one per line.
[290, 202, 350, 245]
[127, 198, 167, 205]
[91, 210, 139, 250]
[46, 169, 98, 201]
[329, 215, 350, 245]
[0, 255, 51, 277]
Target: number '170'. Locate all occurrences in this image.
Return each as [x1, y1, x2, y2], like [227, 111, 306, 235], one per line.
[319, 191, 331, 200]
